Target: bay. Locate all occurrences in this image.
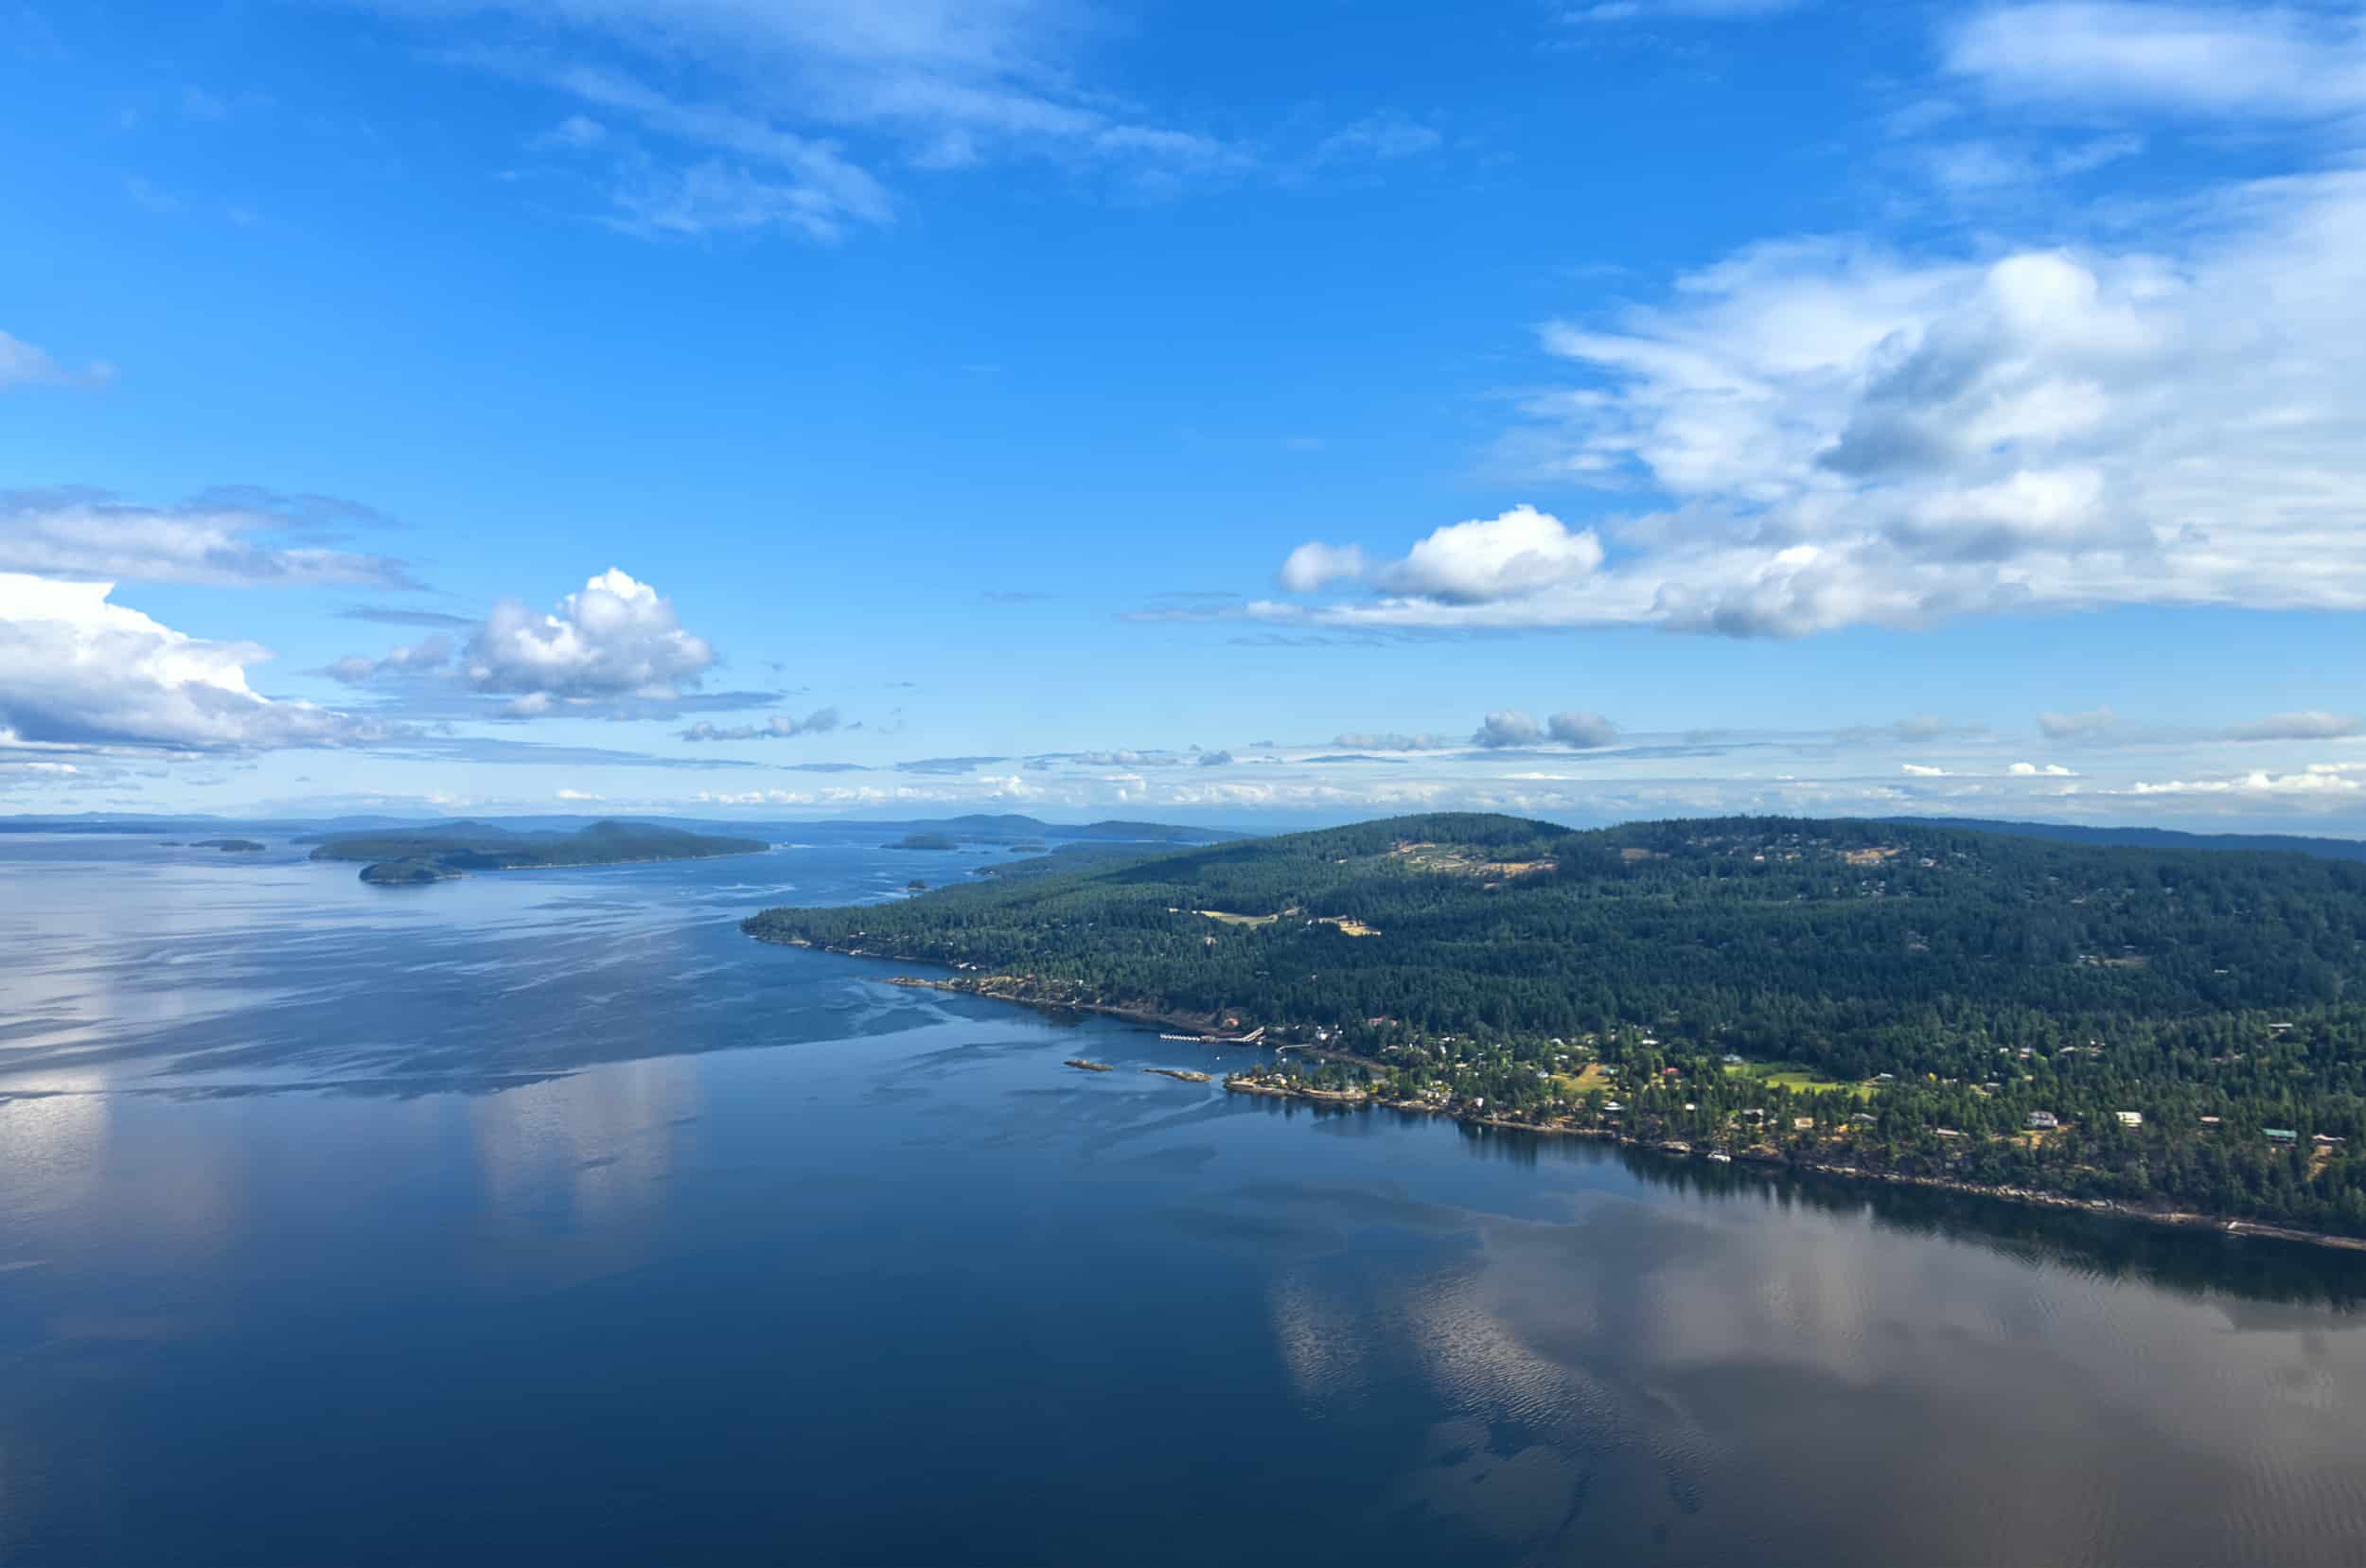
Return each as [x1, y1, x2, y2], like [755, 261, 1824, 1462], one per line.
[5, 832, 2366, 1565]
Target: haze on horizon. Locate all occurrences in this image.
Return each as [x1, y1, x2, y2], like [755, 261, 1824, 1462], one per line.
[4, 0, 2365, 835]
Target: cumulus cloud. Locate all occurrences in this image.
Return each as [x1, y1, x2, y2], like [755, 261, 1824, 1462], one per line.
[1, 329, 113, 391]
[0, 488, 417, 589]
[2225, 710, 2361, 743]
[2009, 761, 2076, 776]
[1472, 710, 1545, 749]
[1546, 710, 1619, 748]
[1262, 167, 2366, 637]
[1383, 505, 1605, 603]
[2039, 706, 2116, 740]
[679, 707, 841, 742]
[0, 573, 375, 751]
[1195, 749, 1235, 766]
[1902, 763, 1949, 777]
[463, 568, 713, 700]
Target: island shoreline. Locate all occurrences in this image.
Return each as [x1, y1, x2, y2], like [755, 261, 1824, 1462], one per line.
[751, 932, 2366, 1259]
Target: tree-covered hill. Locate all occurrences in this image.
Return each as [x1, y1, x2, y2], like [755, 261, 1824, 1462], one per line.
[314, 819, 768, 883]
[747, 812, 2366, 1233]
[748, 812, 2366, 1066]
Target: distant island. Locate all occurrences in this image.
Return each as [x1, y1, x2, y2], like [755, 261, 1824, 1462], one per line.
[884, 832, 961, 851]
[749, 811, 2366, 1246]
[191, 837, 267, 853]
[314, 819, 768, 885]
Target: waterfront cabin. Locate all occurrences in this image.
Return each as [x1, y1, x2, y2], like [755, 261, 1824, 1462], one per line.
[2027, 1111, 2060, 1130]
[2316, 1134, 2346, 1148]
[2265, 1129, 2298, 1145]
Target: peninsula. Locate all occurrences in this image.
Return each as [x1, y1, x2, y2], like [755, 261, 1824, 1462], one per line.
[314, 819, 768, 885]
[748, 812, 2366, 1242]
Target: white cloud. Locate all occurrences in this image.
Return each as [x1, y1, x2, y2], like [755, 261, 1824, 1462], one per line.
[1946, 3, 2366, 120]
[2131, 769, 2364, 796]
[1269, 167, 2366, 637]
[404, 1, 1244, 238]
[2009, 761, 2076, 776]
[555, 786, 606, 801]
[0, 573, 375, 750]
[0, 489, 415, 588]
[1381, 505, 1605, 604]
[465, 568, 715, 700]
[1278, 541, 1368, 592]
[0, 329, 112, 391]
[1902, 763, 1949, 777]
[2225, 710, 2361, 742]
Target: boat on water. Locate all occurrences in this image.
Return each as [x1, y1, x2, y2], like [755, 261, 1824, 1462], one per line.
[1706, 1151, 1733, 1163]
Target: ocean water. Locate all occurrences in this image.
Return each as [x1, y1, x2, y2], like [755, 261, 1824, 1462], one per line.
[6, 831, 2366, 1565]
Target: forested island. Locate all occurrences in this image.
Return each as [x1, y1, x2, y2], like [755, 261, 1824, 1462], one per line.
[747, 812, 2366, 1241]
[313, 819, 768, 885]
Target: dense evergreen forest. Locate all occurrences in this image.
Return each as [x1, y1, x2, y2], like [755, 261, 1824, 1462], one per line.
[747, 812, 2366, 1235]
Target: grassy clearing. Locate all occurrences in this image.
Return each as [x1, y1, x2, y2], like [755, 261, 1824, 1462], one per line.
[1725, 1062, 1875, 1100]
[1551, 1063, 1614, 1095]
[1195, 909, 1279, 927]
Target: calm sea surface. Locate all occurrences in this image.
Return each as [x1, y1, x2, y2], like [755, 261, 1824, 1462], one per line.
[6, 831, 2366, 1565]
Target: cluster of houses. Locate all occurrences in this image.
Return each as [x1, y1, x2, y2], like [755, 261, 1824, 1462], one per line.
[2024, 1108, 2346, 1150]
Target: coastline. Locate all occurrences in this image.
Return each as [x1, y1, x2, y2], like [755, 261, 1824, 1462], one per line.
[1224, 1080, 2366, 1256]
[752, 937, 2366, 1258]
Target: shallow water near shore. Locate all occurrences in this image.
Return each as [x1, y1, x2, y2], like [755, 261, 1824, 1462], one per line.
[7, 830, 2366, 1565]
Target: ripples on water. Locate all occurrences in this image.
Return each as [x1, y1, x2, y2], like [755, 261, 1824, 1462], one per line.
[4, 832, 2366, 1565]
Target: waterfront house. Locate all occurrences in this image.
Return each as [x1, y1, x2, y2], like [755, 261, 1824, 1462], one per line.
[2265, 1129, 2298, 1145]
[2028, 1111, 2060, 1130]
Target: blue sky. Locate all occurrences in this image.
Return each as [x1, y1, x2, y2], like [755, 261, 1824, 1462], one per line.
[4, 0, 2366, 829]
